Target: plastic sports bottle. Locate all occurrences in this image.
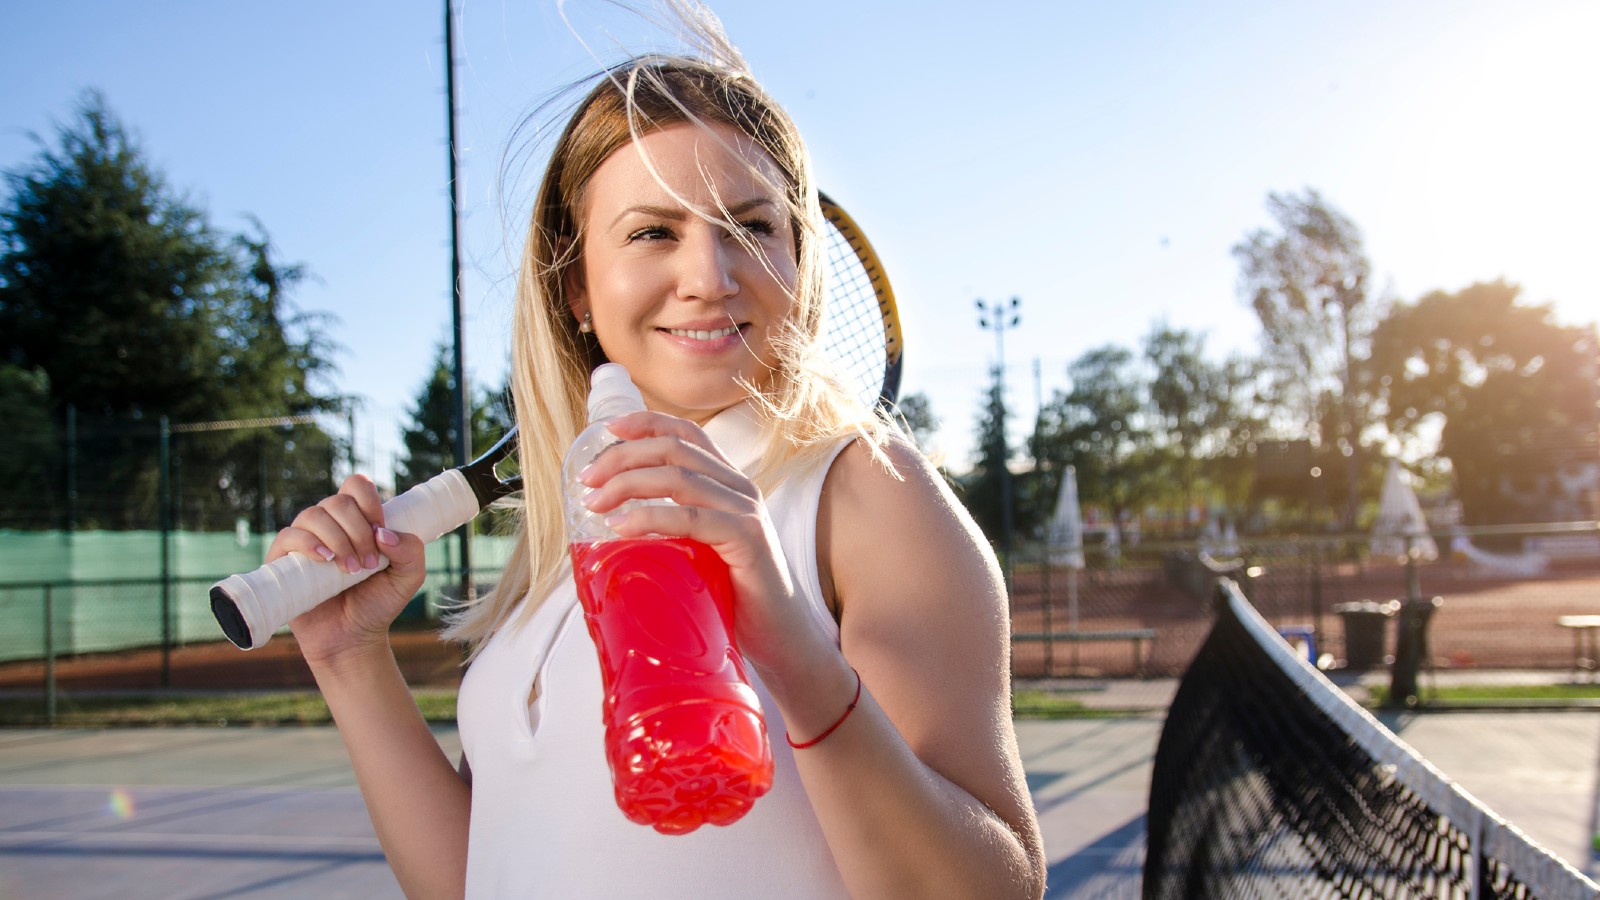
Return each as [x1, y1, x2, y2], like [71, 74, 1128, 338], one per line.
[562, 363, 774, 835]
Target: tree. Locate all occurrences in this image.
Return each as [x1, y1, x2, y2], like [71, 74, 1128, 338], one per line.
[1142, 325, 1265, 524]
[894, 391, 939, 453]
[1369, 280, 1597, 524]
[0, 365, 58, 526]
[1207, 354, 1267, 514]
[1233, 189, 1375, 527]
[959, 374, 1025, 547]
[1033, 346, 1156, 527]
[395, 343, 507, 493]
[1144, 325, 1212, 518]
[0, 91, 340, 529]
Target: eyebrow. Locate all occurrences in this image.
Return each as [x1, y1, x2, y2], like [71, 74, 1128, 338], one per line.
[608, 197, 779, 230]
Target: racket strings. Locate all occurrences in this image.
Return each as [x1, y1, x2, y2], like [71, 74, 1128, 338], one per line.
[818, 219, 892, 409]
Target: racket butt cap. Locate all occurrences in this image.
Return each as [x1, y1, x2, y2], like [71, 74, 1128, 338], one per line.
[210, 586, 253, 650]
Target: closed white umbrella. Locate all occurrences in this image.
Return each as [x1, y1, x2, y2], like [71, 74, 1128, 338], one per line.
[1048, 467, 1086, 637]
[1371, 459, 1438, 562]
[1048, 466, 1086, 570]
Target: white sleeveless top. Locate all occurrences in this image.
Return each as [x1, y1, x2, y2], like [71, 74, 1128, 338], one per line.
[457, 403, 853, 899]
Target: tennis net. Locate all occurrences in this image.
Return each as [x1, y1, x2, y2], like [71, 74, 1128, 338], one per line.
[1144, 579, 1599, 899]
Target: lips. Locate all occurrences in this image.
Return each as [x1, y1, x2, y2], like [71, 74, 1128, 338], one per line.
[660, 323, 745, 341]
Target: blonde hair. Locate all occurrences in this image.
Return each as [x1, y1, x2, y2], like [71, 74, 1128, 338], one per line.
[442, 52, 893, 654]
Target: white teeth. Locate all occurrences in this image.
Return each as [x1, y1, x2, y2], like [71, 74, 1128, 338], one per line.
[666, 325, 740, 341]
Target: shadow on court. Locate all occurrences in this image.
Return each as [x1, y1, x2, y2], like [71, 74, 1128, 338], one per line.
[0, 711, 1594, 897]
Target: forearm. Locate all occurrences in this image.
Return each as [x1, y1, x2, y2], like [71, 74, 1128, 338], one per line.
[779, 661, 1044, 900]
[311, 643, 471, 900]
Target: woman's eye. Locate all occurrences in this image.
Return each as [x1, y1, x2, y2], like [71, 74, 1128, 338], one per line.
[627, 225, 673, 242]
[735, 217, 776, 237]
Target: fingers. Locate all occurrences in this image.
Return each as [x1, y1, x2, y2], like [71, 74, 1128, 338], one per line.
[602, 500, 770, 557]
[583, 462, 753, 519]
[575, 411, 775, 551]
[579, 435, 756, 520]
[580, 414, 743, 494]
[597, 412, 725, 461]
[268, 475, 396, 574]
[373, 526, 426, 583]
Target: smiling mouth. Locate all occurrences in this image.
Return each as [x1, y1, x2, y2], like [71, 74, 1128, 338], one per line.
[662, 324, 744, 341]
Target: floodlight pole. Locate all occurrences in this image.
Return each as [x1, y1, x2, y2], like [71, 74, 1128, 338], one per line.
[976, 296, 1021, 586]
[444, 0, 473, 605]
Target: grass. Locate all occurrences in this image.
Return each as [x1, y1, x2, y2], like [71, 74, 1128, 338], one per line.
[0, 689, 459, 727]
[1010, 688, 1133, 719]
[1368, 682, 1600, 707]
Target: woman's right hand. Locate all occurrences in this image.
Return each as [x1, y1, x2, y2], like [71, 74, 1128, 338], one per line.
[266, 474, 428, 666]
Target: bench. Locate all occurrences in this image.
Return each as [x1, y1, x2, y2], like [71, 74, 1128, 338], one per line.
[1558, 615, 1600, 681]
[1012, 628, 1157, 678]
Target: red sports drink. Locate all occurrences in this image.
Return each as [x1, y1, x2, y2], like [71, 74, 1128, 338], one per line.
[563, 364, 773, 835]
[570, 536, 773, 834]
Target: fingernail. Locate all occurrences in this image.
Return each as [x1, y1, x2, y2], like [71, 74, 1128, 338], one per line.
[363, 553, 380, 570]
[578, 464, 595, 484]
[604, 513, 628, 528]
[314, 545, 336, 562]
[375, 527, 399, 547]
[344, 556, 360, 574]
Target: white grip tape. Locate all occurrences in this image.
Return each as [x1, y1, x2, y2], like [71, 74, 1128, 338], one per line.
[212, 469, 482, 649]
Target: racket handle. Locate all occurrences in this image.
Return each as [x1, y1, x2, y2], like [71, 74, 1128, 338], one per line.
[209, 469, 482, 650]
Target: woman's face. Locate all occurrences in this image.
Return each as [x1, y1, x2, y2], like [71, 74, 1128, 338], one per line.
[569, 121, 798, 423]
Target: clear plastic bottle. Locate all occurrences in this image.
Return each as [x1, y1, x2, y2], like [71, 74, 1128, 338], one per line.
[562, 363, 774, 835]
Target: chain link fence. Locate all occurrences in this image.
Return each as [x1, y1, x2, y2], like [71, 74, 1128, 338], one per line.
[7, 522, 1600, 719]
[0, 531, 515, 722]
[1009, 523, 1600, 710]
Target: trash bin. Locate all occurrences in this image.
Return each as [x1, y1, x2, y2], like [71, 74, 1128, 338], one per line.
[1387, 596, 1443, 708]
[1332, 600, 1399, 670]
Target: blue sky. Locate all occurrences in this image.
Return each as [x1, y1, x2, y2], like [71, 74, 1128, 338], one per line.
[3, 1, 1597, 482]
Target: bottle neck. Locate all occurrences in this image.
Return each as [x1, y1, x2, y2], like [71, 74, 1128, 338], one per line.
[589, 394, 643, 423]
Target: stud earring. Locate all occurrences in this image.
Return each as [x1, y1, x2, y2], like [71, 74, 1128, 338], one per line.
[578, 312, 593, 334]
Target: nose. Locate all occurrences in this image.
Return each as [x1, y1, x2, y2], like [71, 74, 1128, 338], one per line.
[674, 225, 739, 302]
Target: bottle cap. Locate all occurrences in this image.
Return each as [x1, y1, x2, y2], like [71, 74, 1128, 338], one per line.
[588, 363, 646, 421]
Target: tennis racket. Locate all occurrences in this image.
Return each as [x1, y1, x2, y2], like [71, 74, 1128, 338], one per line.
[210, 191, 903, 650]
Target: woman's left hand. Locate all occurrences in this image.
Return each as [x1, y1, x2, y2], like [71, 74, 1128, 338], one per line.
[574, 410, 831, 679]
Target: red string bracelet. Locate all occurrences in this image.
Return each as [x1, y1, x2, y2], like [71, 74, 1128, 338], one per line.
[786, 666, 862, 750]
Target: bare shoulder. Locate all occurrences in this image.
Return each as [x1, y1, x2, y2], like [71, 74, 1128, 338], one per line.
[820, 432, 991, 568]
[818, 431, 1010, 736]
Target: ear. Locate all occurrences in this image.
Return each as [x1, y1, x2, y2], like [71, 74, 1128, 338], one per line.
[559, 238, 587, 323]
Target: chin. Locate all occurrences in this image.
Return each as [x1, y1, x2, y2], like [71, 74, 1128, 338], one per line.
[670, 377, 764, 419]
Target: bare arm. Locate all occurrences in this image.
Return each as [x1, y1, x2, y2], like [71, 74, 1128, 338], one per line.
[782, 437, 1045, 899]
[308, 643, 471, 899]
[271, 476, 471, 899]
[583, 417, 1044, 898]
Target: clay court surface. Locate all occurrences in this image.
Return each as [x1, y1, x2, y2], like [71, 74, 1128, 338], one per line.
[0, 628, 464, 693]
[1, 558, 1596, 694]
[1005, 557, 1600, 681]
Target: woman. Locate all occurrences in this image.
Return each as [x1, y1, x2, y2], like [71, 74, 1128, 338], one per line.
[270, 46, 1045, 899]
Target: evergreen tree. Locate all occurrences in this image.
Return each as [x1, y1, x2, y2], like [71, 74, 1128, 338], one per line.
[395, 343, 506, 493]
[0, 92, 340, 529]
[0, 366, 58, 525]
[960, 374, 1036, 548]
